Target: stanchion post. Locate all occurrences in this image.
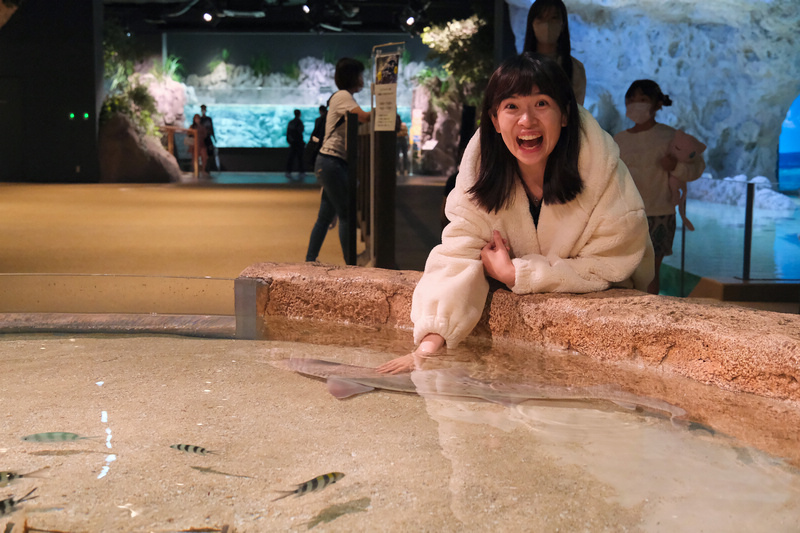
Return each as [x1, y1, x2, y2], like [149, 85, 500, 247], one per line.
[345, 112, 359, 265]
[742, 182, 754, 281]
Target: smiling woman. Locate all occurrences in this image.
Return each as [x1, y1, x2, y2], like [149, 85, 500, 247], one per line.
[377, 53, 654, 374]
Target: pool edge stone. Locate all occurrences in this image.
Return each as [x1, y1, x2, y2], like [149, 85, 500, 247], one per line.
[237, 262, 800, 403]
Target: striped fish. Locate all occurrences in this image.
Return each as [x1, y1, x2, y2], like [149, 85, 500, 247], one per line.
[0, 487, 37, 516]
[170, 444, 216, 455]
[21, 432, 97, 442]
[272, 472, 345, 501]
[0, 467, 49, 487]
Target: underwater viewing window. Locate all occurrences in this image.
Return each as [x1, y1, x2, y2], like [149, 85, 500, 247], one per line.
[778, 94, 800, 192]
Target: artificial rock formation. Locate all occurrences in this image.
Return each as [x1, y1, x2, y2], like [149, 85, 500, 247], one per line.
[98, 113, 183, 183]
[0, 2, 16, 30]
[506, 0, 800, 184]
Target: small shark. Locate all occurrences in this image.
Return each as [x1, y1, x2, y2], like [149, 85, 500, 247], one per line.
[271, 358, 687, 420]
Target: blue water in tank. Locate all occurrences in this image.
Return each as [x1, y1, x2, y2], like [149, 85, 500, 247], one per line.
[185, 104, 411, 149]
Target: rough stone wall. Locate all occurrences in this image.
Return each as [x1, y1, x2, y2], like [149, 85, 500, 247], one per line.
[239, 262, 800, 403]
[98, 113, 183, 183]
[506, 0, 800, 183]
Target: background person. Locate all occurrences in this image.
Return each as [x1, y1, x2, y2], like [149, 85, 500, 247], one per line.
[305, 104, 328, 168]
[614, 79, 706, 294]
[522, 0, 586, 106]
[199, 104, 217, 170]
[286, 109, 306, 180]
[188, 113, 209, 174]
[378, 53, 653, 374]
[305, 58, 371, 264]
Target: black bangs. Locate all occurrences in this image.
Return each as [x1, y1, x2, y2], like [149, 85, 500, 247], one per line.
[488, 55, 570, 119]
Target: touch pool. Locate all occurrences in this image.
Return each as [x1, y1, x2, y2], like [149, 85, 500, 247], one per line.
[2, 260, 799, 532]
[1, 327, 800, 532]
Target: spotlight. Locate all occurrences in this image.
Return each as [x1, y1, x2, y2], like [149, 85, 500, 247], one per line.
[303, 1, 346, 33]
[203, 12, 213, 22]
[397, 3, 427, 35]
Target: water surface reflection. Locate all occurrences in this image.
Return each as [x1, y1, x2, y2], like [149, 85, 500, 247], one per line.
[0, 334, 798, 531]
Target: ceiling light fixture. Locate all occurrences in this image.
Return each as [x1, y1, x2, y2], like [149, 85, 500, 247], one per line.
[397, 2, 429, 35]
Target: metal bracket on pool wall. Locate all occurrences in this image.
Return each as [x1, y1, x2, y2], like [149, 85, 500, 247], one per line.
[234, 277, 266, 340]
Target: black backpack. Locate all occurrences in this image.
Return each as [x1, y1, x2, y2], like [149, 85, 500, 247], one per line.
[305, 93, 346, 166]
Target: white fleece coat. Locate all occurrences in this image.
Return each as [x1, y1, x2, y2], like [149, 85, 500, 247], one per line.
[412, 108, 655, 348]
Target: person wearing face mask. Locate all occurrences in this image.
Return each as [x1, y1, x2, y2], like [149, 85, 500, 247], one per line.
[522, 0, 586, 106]
[377, 54, 653, 374]
[614, 79, 706, 295]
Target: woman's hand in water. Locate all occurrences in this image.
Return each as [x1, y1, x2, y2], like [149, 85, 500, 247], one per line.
[481, 230, 515, 287]
[375, 353, 419, 374]
[376, 333, 445, 374]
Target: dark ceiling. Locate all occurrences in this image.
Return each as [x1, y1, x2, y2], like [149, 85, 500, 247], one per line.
[103, 0, 482, 35]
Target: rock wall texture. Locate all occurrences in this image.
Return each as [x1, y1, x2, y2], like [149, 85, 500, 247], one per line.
[98, 113, 183, 183]
[239, 262, 800, 403]
[506, 0, 800, 183]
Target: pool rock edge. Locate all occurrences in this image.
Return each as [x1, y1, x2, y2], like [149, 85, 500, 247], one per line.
[237, 262, 800, 403]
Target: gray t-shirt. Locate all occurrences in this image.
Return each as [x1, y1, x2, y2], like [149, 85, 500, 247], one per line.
[319, 90, 358, 161]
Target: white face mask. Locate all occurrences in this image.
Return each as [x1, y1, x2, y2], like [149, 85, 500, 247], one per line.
[533, 19, 562, 46]
[626, 102, 654, 125]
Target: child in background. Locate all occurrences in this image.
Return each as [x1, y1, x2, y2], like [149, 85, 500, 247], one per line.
[614, 80, 705, 295]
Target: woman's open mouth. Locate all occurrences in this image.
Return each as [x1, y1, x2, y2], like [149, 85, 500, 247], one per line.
[517, 134, 543, 150]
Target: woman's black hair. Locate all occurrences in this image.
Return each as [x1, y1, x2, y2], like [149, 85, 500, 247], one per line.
[624, 79, 673, 106]
[469, 52, 583, 214]
[522, 0, 573, 83]
[334, 57, 365, 92]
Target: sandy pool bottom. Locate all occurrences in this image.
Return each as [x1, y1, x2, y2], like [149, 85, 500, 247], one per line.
[1, 334, 799, 532]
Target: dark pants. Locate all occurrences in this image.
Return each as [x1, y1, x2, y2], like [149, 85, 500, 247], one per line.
[205, 139, 217, 171]
[305, 154, 352, 264]
[286, 141, 305, 174]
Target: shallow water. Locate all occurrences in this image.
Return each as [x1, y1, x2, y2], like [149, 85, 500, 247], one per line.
[1, 333, 799, 532]
[666, 197, 800, 280]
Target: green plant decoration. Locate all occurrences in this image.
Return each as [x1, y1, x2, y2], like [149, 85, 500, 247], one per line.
[418, 14, 494, 109]
[103, 19, 139, 92]
[283, 63, 301, 81]
[101, 18, 160, 141]
[207, 48, 231, 74]
[152, 55, 185, 82]
[415, 65, 460, 113]
[100, 87, 158, 139]
[251, 53, 271, 77]
[322, 49, 339, 65]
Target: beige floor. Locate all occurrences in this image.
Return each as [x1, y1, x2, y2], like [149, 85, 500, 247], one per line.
[1, 182, 429, 315]
[0, 179, 444, 315]
[1, 183, 352, 277]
